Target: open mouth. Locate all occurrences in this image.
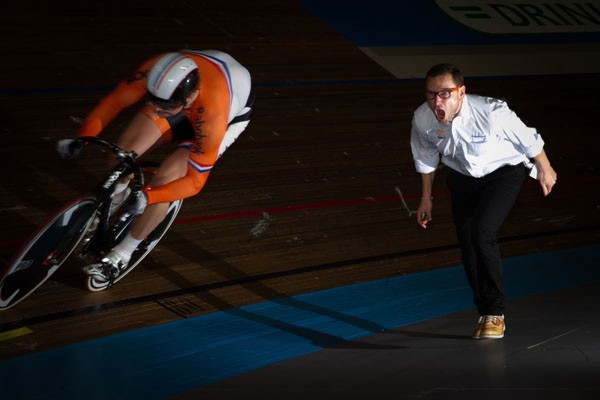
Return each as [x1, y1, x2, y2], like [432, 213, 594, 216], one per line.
[435, 108, 446, 121]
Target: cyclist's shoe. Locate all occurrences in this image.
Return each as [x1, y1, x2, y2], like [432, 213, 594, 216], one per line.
[110, 187, 131, 215]
[87, 215, 100, 234]
[84, 188, 131, 236]
[82, 250, 128, 285]
[477, 315, 505, 339]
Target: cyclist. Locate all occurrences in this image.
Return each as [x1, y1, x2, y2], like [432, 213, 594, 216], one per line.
[57, 50, 254, 287]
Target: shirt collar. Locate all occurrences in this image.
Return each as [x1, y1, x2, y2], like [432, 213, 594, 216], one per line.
[453, 94, 470, 122]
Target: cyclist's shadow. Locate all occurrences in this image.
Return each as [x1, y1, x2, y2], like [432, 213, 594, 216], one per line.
[140, 228, 402, 350]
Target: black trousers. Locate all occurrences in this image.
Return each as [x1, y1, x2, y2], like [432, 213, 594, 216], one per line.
[446, 163, 528, 316]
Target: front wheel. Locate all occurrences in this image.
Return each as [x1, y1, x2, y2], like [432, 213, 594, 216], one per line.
[86, 199, 183, 291]
[0, 197, 98, 310]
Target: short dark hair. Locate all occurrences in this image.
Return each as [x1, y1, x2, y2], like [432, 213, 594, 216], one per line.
[425, 63, 464, 86]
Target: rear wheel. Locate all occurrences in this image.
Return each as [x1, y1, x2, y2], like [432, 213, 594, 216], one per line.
[0, 197, 97, 309]
[86, 199, 183, 291]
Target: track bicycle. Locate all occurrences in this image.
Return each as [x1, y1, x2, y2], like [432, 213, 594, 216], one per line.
[0, 137, 182, 310]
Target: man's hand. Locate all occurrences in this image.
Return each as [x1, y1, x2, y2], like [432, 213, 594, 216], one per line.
[128, 191, 148, 216]
[56, 138, 84, 160]
[416, 196, 433, 229]
[537, 166, 557, 196]
[533, 149, 557, 196]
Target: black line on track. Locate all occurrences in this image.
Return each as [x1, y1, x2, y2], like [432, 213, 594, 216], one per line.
[1, 225, 598, 333]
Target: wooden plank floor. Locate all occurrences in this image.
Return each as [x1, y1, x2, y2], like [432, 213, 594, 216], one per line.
[1, 1, 599, 361]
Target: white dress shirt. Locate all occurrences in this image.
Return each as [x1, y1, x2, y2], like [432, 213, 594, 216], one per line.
[410, 94, 545, 178]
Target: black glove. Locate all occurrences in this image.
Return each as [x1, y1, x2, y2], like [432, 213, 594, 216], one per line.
[56, 138, 84, 160]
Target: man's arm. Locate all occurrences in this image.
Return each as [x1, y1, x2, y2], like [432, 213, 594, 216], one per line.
[532, 149, 557, 196]
[417, 171, 435, 229]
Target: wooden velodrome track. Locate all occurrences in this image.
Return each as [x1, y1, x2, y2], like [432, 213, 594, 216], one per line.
[1, 0, 599, 366]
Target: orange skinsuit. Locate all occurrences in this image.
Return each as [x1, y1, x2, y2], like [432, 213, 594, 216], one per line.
[77, 50, 249, 205]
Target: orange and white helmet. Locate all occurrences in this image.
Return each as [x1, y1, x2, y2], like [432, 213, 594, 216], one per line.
[146, 52, 199, 106]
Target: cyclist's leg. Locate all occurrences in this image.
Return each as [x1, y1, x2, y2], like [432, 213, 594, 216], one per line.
[108, 108, 170, 209]
[87, 147, 187, 265]
[84, 149, 188, 290]
[85, 198, 182, 291]
[84, 106, 189, 281]
[129, 146, 189, 240]
[117, 106, 169, 155]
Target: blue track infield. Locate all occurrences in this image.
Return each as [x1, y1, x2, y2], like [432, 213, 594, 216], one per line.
[0, 245, 598, 400]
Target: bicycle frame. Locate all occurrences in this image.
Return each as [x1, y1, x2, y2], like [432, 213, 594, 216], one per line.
[77, 137, 145, 259]
[0, 137, 163, 308]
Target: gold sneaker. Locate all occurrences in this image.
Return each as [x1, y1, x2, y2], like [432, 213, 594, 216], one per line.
[472, 316, 486, 339]
[479, 315, 505, 339]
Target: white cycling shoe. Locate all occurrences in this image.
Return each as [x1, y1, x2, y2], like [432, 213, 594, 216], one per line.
[82, 250, 128, 284]
[110, 187, 132, 214]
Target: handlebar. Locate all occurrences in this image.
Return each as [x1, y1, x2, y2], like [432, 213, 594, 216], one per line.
[73, 136, 139, 161]
[70, 137, 145, 194]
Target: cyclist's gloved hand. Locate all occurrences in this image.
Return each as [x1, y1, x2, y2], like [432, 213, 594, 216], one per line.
[128, 191, 148, 216]
[56, 138, 84, 160]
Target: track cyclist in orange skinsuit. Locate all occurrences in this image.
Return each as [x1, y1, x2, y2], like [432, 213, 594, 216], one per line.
[56, 50, 254, 289]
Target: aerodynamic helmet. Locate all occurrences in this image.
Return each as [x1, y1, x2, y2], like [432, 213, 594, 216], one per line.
[146, 52, 199, 107]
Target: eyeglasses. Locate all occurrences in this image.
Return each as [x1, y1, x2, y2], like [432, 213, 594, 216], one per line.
[425, 87, 459, 100]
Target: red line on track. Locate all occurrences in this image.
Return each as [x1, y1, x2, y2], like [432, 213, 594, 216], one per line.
[2, 174, 598, 248]
[173, 194, 408, 224]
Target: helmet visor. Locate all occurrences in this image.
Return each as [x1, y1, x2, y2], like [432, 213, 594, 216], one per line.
[147, 93, 185, 111]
